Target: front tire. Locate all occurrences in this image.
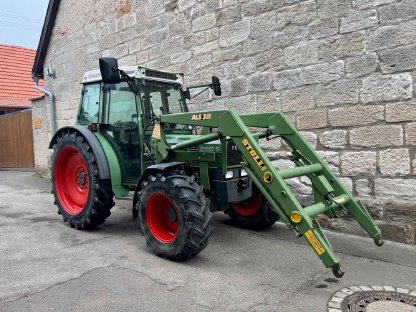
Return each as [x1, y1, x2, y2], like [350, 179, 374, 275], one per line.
[51, 130, 115, 229]
[225, 187, 278, 231]
[138, 172, 213, 260]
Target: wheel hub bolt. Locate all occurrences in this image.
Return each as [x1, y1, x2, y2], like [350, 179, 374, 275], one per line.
[77, 171, 87, 188]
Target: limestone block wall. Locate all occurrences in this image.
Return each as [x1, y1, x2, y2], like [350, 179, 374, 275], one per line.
[32, 97, 51, 177]
[35, 0, 416, 243]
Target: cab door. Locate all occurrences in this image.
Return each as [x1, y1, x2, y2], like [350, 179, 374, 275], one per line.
[102, 81, 141, 184]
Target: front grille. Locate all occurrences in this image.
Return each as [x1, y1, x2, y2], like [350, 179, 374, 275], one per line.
[188, 146, 201, 166]
[187, 146, 200, 152]
[227, 141, 243, 166]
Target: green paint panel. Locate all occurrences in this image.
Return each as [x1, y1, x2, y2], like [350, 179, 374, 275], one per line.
[94, 132, 129, 197]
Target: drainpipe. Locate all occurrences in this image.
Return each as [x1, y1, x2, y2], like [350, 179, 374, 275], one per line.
[34, 78, 56, 134]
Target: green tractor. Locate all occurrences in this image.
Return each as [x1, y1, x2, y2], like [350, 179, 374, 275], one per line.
[50, 57, 383, 277]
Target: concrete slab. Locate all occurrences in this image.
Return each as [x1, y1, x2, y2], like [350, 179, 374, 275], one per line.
[0, 171, 415, 311]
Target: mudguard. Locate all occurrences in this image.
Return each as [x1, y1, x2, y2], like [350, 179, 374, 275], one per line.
[132, 162, 185, 219]
[49, 125, 110, 179]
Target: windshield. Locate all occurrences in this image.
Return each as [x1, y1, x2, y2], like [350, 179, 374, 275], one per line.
[139, 80, 187, 123]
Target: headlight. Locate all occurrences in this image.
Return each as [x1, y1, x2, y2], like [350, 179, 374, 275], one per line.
[240, 169, 248, 177]
[225, 170, 234, 179]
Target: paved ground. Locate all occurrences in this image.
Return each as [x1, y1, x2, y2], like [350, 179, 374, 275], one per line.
[0, 170, 415, 311]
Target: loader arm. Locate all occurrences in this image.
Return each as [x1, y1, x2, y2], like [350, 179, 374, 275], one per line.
[159, 109, 383, 277]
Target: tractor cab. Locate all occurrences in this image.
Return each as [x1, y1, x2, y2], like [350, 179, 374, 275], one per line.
[78, 63, 188, 185]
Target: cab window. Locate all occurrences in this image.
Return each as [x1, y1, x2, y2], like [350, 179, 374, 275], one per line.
[78, 83, 100, 124]
[107, 82, 137, 125]
[140, 80, 187, 131]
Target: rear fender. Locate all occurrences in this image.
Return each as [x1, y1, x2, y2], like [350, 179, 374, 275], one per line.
[49, 126, 110, 179]
[49, 126, 129, 197]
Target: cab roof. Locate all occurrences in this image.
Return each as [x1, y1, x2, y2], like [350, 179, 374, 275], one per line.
[82, 65, 184, 85]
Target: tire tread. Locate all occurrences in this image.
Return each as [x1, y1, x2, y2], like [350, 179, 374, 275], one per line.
[51, 130, 114, 230]
[138, 171, 212, 261]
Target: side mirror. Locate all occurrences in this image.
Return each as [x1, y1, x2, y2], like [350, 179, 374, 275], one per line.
[183, 76, 222, 100]
[99, 57, 121, 84]
[211, 76, 221, 96]
[183, 89, 191, 100]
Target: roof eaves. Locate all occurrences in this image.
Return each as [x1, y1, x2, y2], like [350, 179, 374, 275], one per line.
[32, 0, 61, 81]
[30, 95, 46, 101]
[0, 105, 31, 109]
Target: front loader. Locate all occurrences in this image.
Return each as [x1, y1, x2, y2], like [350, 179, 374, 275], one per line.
[50, 57, 383, 278]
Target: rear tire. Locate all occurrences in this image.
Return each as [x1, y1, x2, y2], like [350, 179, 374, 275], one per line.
[138, 172, 213, 260]
[51, 130, 115, 229]
[225, 187, 278, 231]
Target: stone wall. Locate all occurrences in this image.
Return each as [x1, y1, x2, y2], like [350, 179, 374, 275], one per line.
[32, 97, 51, 177]
[35, 0, 416, 243]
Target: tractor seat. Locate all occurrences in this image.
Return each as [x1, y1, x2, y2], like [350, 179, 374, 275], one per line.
[119, 125, 140, 145]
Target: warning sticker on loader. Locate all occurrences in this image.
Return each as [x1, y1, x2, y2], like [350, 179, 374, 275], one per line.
[152, 123, 161, 139]
[305, 230, 326, 256]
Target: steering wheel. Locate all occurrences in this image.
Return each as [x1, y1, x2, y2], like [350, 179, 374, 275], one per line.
[112, 120, 138, 131]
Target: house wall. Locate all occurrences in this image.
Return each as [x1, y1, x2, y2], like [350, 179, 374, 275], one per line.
[37, 0, 416, 243]
[32, 97, 51, 176]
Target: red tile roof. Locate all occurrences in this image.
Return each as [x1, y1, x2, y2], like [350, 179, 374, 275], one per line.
[0, 45, 44, 108]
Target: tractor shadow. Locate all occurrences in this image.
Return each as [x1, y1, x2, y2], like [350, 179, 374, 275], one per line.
[93, 206, 217, 267]
[65, 200, 284, 268]
[90, 205, 141, 237]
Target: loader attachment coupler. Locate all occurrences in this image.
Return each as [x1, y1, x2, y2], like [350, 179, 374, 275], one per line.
[160, 109, 383, 278]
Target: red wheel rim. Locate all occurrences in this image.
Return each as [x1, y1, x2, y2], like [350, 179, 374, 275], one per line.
[231, 190, 262, 216]
[146, 192, 179, 243]
[55, 146, 89, 215]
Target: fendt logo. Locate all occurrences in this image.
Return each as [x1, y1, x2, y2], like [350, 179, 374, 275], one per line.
[242, 138, 268, 172]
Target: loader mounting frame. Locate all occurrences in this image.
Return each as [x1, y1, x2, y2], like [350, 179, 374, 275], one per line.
[157, 109, 383, 277]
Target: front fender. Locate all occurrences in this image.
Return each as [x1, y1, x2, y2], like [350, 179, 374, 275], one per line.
[132, 162, 185, 218]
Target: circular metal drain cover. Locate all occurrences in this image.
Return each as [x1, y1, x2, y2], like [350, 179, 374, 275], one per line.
[343, 291, 416, 311]
[328, 286, 416, 312]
